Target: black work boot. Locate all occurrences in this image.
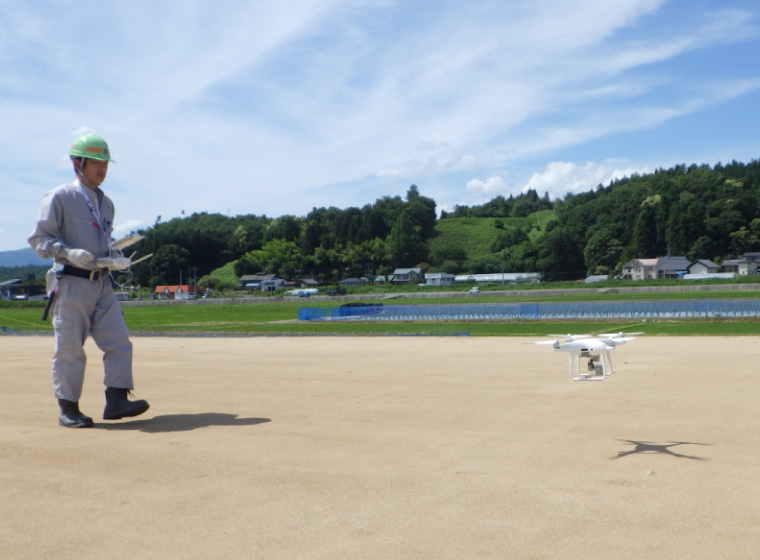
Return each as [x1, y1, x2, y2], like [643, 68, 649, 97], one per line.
[103, 387, 150, 420]
[58, 399, 94, 428]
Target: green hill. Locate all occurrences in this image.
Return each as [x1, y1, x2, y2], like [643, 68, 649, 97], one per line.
[429, 210, 556, 270]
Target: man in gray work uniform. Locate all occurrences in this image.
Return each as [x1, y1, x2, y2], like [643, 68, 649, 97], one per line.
[29, 133, 149, 428]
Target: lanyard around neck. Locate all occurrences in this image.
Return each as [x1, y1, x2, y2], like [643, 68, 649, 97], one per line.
[76, 181, 111, 242]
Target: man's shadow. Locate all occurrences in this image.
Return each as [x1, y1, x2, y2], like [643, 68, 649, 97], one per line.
[95, 413, 271, 433]
[611, 439, 712, 461]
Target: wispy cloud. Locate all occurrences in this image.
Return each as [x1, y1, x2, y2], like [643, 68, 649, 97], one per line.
[2, 0, 759, 251]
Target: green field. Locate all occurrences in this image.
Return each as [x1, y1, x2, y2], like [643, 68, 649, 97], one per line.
[3, 289, 760, 336]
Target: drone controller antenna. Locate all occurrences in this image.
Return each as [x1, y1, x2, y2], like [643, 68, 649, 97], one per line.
[109, 233, 145, 252]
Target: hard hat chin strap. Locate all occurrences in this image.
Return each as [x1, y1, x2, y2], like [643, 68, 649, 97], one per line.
[74, 157, 97, 189]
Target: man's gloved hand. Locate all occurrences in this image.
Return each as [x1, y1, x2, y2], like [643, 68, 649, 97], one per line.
[61, 248, 96, 268]
[95, 256, 132, 270]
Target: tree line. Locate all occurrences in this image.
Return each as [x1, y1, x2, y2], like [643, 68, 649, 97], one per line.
[546, 159, 760, 280]
[126, 159, 760, 287]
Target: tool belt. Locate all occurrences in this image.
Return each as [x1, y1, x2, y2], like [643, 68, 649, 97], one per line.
[61, 265, 109, 281]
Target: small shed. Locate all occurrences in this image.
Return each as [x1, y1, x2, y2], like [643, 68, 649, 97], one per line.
[687, 260, 719, 275]
[425, 272, 456, 286]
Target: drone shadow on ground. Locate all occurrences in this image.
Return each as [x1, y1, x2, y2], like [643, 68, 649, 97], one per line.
[611, 439, 713, 461]
[95, 413, 271, 433]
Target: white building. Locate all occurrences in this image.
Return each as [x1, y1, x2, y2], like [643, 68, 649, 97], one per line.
[687, 260, 719, 275]
[721, 259, 757, 276]
[454, 273, 541, 284]
[621, 258, 658, 280]
[425, 272, 456, 286]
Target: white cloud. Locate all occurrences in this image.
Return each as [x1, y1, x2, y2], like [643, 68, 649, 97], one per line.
[462, 160, 648, 207]
[466, 176, 510, 199]
[112, 219, 149, 241]
[377, 143, 479, 179]
[524, 160, 648, 199]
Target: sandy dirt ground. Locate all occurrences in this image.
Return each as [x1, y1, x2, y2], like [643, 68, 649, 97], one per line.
[2, 334, 760, 559]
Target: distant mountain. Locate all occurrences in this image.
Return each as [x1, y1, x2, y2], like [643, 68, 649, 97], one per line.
[0, 247, 51, 267]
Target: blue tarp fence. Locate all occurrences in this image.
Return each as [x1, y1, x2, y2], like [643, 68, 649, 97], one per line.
[298, 299, 760, 322]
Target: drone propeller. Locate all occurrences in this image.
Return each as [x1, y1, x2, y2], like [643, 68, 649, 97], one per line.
[535, 338, 561, 346]
[603, 335, 638, 347]
[599, 332, 644, 338]
[548, 334, 592, 343]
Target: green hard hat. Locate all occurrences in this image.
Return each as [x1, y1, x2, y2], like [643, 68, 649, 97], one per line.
[69, 133, 112, 161]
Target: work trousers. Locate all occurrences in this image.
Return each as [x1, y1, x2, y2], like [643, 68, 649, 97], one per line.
[49, 272, 134, 401]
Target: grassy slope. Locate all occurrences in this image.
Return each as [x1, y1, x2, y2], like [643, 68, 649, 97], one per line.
[429, 210, 556, 263]
[207, 261, 238, 285]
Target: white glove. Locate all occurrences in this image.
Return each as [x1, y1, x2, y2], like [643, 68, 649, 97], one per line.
[62, 248, 96, 268]
[95, 256, 132, 270]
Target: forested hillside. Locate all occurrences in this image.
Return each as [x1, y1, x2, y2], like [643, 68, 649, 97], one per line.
[125, 159, 760, 287]
[544, 160, 760, 279]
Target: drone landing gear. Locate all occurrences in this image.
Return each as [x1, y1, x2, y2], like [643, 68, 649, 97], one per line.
[569, 352, 613, 381]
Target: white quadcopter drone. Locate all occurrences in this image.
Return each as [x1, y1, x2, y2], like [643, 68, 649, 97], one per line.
[535, 332, 640, 381]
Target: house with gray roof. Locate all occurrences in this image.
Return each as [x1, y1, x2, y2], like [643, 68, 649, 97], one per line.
[687, 260, 719, 275]
[656, 256, 691, 278]
[721, 259, 757, 276]
[239, 273, 285, 291]
[390, 268, 423, 285]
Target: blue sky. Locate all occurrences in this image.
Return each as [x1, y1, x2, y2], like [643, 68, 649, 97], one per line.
[2, 0, 759, 251]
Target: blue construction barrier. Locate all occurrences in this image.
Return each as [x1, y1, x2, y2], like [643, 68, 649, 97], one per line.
[298, 299, 760, 322]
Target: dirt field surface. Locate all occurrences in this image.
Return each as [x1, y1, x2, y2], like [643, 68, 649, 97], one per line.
[2, 335, 760, 559]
